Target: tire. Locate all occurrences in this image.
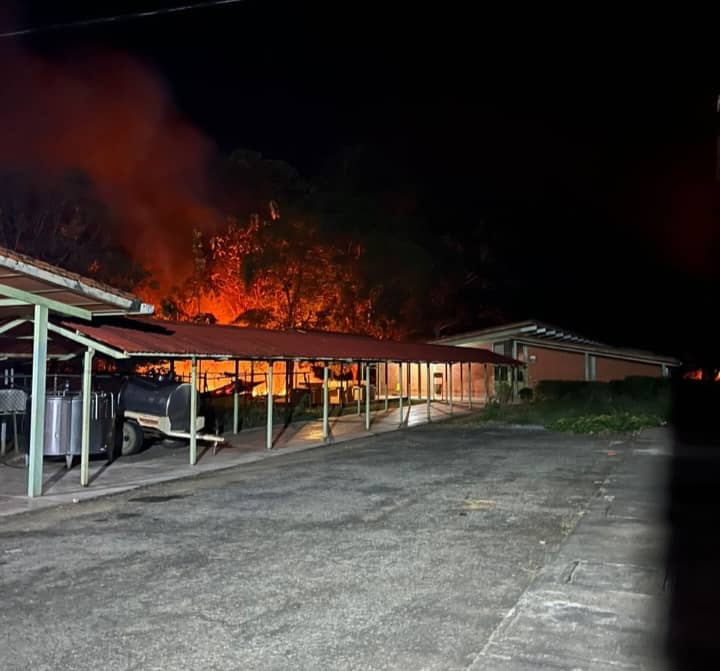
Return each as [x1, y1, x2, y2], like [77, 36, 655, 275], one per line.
[121, 420, 144, 456]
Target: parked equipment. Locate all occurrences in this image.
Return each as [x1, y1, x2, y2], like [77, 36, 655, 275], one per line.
[117, 376, 222, 455]
[21, 392, 114, 468]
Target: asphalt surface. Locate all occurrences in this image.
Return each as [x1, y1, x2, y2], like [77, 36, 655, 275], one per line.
[0, 424, 669, 670]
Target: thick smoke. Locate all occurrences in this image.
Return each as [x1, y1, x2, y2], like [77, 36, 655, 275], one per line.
[0, 41, 221, 288]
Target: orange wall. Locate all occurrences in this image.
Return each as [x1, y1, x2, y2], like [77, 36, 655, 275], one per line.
[526, 345, 585, 384]
[595, 357, 662, 382]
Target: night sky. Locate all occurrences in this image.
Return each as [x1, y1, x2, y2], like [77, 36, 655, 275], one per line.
[5, 2, 718, 361]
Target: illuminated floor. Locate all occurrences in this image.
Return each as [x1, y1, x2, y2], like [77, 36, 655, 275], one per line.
[0, 400, 474, 516]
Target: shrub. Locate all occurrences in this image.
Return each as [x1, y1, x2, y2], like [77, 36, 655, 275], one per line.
[534, 380, 610, 403]
[493, 381, 513, 405]
[547, 412, 663, 434]
[608, 376, 670, 400]
[518, 387, 533, 402]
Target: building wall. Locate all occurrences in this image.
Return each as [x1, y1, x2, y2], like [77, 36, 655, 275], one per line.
[526, 345, 586, 384]
[594, 357, 662, 382]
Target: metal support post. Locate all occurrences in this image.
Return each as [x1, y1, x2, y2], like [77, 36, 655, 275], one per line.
[233, 359, 239, 434]
[468, 362, 472, 409]
[398, 362, 404, 426]
[322, 364, 329, 441]
[365, 362, 371, 431]
[426, 362, 431, 421]
[407, 362, 412, 406]
[80, 347, 95, 486]
[27, 304, 48, 498]
[460, 363, 464, 402]
[189, 356, 198, 465]
[384, 362, 389, 411]
[266, 362, 274, 449]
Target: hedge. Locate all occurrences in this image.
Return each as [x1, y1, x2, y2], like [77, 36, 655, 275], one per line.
[535, 377, 670, 403]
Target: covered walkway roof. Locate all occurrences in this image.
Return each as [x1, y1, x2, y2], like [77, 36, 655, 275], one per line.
[57, 317, 520, 365]
[0, 247, 154, 321]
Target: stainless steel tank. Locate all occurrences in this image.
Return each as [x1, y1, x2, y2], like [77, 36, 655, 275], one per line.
[35, 393, 114, 461]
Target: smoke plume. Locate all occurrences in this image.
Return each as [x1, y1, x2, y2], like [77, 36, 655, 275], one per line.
[0, 40, 221, 289]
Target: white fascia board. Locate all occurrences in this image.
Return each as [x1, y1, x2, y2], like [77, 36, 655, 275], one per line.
[0, 255, 154, 316]
[47, 323, 129, 359]
[0, 283, 92, 320]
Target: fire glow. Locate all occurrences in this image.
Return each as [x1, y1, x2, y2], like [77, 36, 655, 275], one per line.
[0, 44, 221, 290]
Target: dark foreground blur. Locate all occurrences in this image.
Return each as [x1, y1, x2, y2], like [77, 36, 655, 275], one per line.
[667, 378, 720, 668]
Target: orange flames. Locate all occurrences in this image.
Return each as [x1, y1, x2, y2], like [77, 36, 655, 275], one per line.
[683, 369, 720, 382]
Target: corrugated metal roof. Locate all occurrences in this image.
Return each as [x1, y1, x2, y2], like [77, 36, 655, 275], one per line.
[0, 246, 154, 319]
[61, 317, 520, 365]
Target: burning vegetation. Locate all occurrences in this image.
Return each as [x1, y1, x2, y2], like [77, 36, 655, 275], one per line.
[0, 41, 497, 341]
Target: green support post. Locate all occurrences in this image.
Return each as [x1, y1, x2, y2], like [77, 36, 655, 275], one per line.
[322, 364, 329, 442]
[365, 362, 371, 431]
[468, 362, 473, 409]
[189, 356, 197, 465]
[80, 347, 95, 487]
[27, 304, 49, 498]
[233, 359, 239, 434]
[266, 362, 274, 450]
[384, 362, 389, 412]
[426, 362, 431, 421]
[398, 362, 404, 427]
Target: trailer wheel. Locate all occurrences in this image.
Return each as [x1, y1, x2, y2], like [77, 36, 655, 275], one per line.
[121, 421, 144, 456]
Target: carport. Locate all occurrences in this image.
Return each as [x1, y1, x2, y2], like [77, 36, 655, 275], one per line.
[0, 247, 154, 497]
[58, 316, 518, 450]
[0, 247, 518, 499]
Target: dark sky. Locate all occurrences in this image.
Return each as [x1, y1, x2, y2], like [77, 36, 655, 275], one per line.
[6, 1, 719, 358]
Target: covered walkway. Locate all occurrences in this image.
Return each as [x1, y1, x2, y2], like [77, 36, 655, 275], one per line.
[1, 245, 518, 499]
[0, 401, 471, 516]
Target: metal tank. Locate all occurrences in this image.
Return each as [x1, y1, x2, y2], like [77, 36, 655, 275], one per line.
[24, 392, 115, 468]
[118, 377, 193, 433]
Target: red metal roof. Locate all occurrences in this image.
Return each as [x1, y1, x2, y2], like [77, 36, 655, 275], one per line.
[61, 317, 520, 366]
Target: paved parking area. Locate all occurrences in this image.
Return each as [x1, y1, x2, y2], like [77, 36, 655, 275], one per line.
[0, 403, 464, 516]
[0, 424, 670, 670]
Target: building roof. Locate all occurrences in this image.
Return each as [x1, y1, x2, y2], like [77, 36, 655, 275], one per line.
[433, 320, 605, 347]
[432, 320, 681, 367]
[55, 317, 520, 365]
[0, 246, 154, 321]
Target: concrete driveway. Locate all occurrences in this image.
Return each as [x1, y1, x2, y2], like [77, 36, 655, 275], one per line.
[0, 424, 669, 670]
